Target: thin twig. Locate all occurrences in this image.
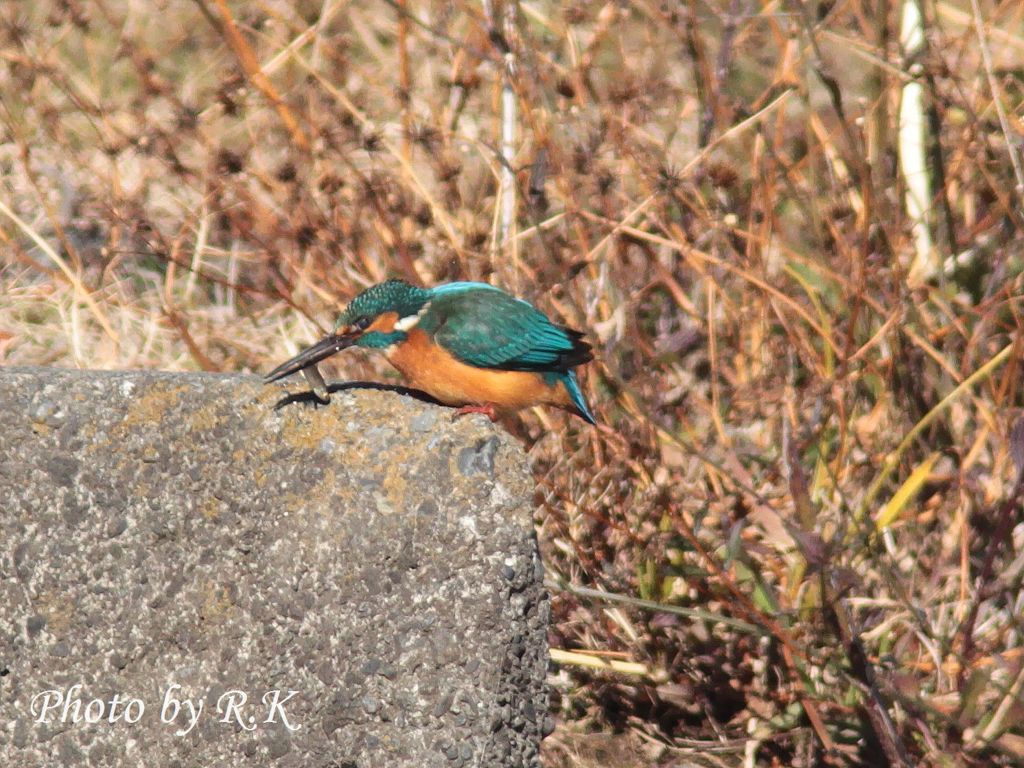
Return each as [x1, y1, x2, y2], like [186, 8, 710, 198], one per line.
[969, 0, 1024, 195]
[0, 198, 118, 344]
[198, 0, 311, 153]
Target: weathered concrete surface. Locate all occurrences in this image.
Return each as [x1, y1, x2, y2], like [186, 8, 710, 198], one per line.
[0, 367, 550, 767]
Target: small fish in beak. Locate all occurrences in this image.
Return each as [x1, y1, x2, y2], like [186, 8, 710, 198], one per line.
[264, 331, 361, 403]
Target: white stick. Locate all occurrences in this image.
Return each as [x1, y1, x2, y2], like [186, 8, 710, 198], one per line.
[500, 80, 516, 247]
[899, 0, 936, 285]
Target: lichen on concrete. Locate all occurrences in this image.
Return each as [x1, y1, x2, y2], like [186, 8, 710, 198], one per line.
[0, 367, 550, 767]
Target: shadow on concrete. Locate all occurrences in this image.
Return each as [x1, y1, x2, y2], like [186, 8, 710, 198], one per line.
[273, 380, 445, 411]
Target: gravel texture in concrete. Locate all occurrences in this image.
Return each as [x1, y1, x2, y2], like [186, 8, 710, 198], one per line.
[0, 367, 550, 767]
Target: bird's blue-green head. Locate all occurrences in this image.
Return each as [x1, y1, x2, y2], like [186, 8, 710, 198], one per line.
[334, 280, 431, 349]
[264, 280, 430, 383]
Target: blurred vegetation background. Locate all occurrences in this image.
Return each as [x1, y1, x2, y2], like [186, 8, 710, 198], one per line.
[2, 1, 1024, 765]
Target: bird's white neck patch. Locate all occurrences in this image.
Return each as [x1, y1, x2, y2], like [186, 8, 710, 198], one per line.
[394, 302, 430, 332]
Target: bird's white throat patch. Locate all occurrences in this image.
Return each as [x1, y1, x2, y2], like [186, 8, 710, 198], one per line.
[393, 302, 430, 332]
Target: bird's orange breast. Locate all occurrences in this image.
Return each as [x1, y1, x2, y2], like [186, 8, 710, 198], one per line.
[386, 328, 571, 412]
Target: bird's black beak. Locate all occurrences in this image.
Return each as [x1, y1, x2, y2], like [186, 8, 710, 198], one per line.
[264, 331, 361, 383]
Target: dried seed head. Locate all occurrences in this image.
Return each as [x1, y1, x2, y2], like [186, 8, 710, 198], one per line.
[217, 74, 244, 116]
[318, 173, 344, 194]
[436, 155, 462, 183]
[610, 79, 639, 105]
[555, 78, 576, 99]
[467, 228, 488, 250]
[828, 202, 854, 221]
[176, 106, 199, 131]
[296, 225, 317, 248]
[102, 140, 125, 157]
[217, 149, 244, 175]
[563, 4, 586, 25]
[276, 162, 297, 183]
[414, 204, 433, 227]
[655, 163, 686, 195]
[704, 161, 738, 189]
[360, 129, 382, 153]
[408, 122, 440, 150]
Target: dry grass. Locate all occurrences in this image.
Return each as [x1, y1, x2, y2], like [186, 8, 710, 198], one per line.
[3, 1, 1024, 765]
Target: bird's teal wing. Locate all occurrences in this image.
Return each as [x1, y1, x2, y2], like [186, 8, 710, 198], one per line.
[423, 287, 592, 373]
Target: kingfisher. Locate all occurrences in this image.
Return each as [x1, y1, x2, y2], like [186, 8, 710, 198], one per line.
[265, 280, 596, 424]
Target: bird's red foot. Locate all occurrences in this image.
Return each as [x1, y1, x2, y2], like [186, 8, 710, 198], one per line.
[453, 403, 500, 422]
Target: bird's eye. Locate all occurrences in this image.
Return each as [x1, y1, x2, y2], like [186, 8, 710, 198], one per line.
[353, 316, 371, 331]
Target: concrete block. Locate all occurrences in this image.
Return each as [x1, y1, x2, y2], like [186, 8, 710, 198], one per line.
[0, 368, 550, 767]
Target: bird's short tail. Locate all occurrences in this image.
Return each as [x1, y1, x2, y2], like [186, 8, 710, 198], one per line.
[561, 371, 596, 425]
